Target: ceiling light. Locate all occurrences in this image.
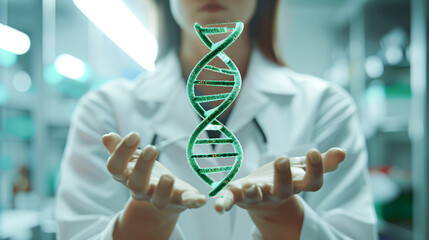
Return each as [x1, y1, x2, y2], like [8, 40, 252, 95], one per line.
[54, 54, 90, 81]
[74, 0, 157, 71]
[0, 23, 31, 55]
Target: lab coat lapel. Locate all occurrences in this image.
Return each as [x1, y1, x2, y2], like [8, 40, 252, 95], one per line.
[226, 49, 268, 134]
[151, 83, 211, 147]
[133, 50, 211, 151]
[226, 77, 269, 134]
[226, 47, 297, 134]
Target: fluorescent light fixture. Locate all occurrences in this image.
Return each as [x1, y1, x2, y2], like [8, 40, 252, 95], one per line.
[0, 23, 31, 55]
[74, 0, 157, 71]
[54, 54, 87, 80]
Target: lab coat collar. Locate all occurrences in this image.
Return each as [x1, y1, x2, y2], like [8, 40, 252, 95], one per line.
[224, 47, 297, 133]
[245, 47, 297, 96]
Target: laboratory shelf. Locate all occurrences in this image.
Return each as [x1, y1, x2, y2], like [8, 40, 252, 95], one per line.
[329, 0, 422, 239]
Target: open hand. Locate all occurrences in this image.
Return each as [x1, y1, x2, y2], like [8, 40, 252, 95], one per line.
[102, 132, 207, 213]
[213, 148, 346, 213]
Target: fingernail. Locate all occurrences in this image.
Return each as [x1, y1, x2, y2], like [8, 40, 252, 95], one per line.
[125, 132, 139, 147]
[217, 207, 224, 214]
[244, 184, 256, 195]
[102, 132, 113, 138]
[182, 200, 190, 208]
[277, 158, 290, 171]
[142, 145, 156, 161]
[160, 175, 172, 188]
[309, 152, 321, 164]
[196, 197, 205, 207]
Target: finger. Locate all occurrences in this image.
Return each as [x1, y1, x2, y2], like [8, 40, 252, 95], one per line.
[295, 149, 323, 191]
[288, 156, 306, 169]
[106, 132, 141, 179]
[214, 184, 242, 213]
[127, 145, 158, 195]
[151, 175, 174, 209]
[271, 157, 293, 201]
[180, 191, 207, 209]
[322, 147, 346, 172]
[214, 190, 234, 214]
[102, 132, 122, 153]
[242, 184, 263, 205]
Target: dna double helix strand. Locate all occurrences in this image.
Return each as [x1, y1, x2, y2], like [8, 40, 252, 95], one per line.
[186, 21, 244, 197]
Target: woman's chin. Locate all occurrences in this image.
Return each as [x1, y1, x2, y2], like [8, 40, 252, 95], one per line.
[193, 12, 235, 26]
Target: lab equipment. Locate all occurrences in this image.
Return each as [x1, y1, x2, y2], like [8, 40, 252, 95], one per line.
[186, 21, 244, 197]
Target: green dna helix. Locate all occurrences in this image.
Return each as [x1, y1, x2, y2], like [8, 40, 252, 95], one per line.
[186, 21, 244, 197]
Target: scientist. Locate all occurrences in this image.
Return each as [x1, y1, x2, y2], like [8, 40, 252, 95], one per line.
[55, 0, 377, 239]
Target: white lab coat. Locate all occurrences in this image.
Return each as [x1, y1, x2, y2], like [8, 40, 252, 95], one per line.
[55, 47, 377, 240]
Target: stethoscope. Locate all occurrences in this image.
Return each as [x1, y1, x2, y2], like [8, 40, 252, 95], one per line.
[149, 118, 268, 161]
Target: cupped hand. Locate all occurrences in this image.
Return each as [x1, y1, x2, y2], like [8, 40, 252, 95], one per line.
[102, 132, 207, 213]
[214, 148, 346, 213]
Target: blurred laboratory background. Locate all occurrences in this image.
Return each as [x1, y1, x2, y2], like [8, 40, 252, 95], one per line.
[0, 0, 427, 239]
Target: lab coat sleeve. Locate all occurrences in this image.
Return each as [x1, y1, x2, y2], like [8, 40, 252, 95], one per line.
[55, 90, 128, 240]
[298, 84, 377, 239]
[55, 88, 187, 240]
[248, 83, 377, 240]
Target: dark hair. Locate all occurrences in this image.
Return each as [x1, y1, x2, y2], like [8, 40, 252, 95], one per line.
[154, 0, 285, 66]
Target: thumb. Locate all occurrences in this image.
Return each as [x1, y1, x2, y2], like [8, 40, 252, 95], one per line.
[322, 147, 346, 172]
[102, 132, 122, 153]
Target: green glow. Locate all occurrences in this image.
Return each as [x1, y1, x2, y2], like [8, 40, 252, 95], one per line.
[0, 84, 9, 104]
[186, 22, 244, 197]
[57, 78, 88, 97]
[44, 64, 64, 85]
[4, 115, 35, 140]
[0, 154, 13, 170]
[0, 48, 18, 67]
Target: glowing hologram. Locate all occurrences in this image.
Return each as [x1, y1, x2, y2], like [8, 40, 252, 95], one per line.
[186, 21, 244, 197]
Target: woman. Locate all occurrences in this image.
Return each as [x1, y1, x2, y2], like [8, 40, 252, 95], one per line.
[55, 0, 377, 239]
